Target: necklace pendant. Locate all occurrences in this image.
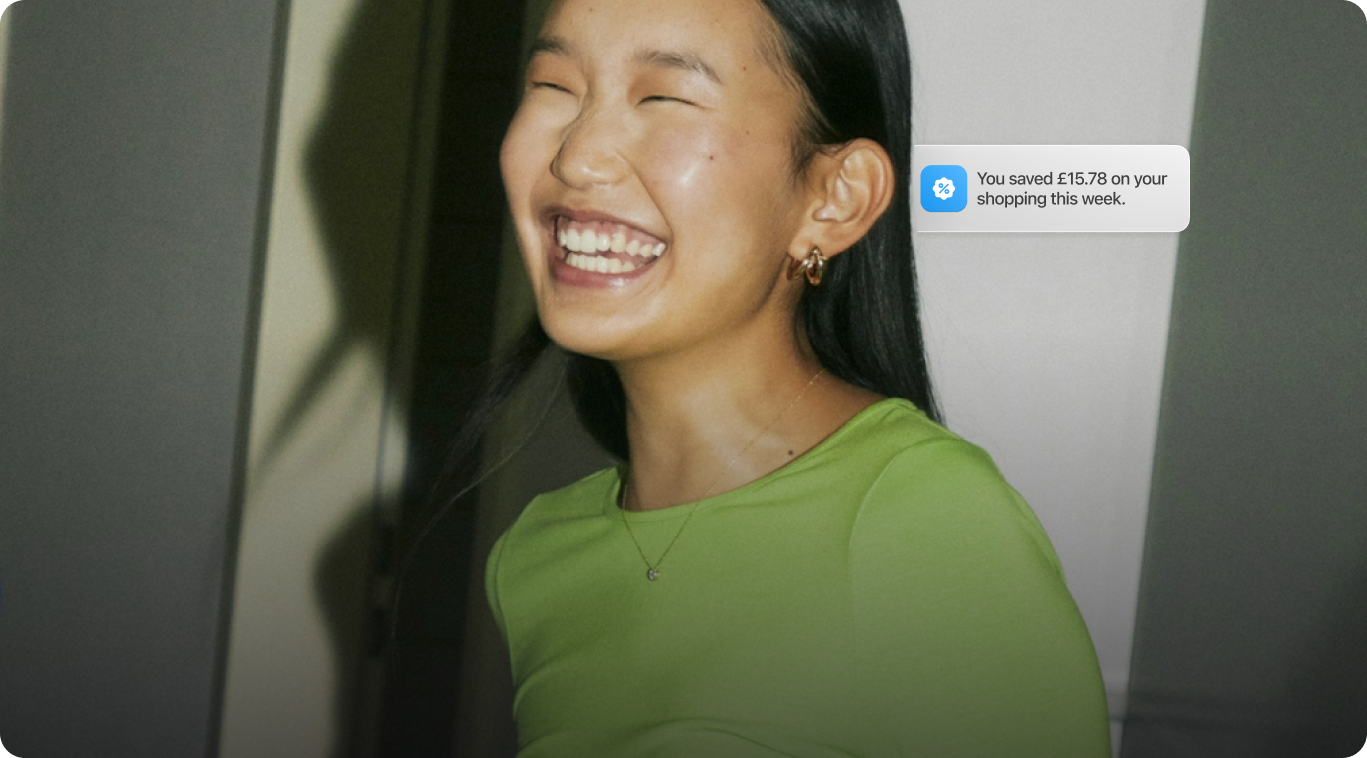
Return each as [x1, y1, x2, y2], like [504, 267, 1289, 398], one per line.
[646, 568, 659, 581]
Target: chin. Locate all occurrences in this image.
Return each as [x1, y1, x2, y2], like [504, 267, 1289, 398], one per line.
[539, 311, 636, 362]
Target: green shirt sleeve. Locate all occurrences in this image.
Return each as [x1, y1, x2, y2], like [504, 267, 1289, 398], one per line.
[486, 529, 511, 647]
[849, 438, 1111, 758]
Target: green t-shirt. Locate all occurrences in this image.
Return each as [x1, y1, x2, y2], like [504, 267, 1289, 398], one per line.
[486, 398, 1111, 757]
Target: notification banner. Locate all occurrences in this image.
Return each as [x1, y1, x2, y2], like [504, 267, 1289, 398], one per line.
[912, 145, 1190, 232]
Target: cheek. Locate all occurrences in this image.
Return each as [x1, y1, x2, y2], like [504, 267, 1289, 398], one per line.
[630, 119, 722, 198]
[637, 120, 797, 250]
[640, 120, 787, 210]
[502, 113, 559, 228]
[500, 115, 555, 298]
[500, 111, 540, 203]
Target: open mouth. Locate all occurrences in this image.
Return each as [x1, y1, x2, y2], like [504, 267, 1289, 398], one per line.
[554, 216, 667, 275]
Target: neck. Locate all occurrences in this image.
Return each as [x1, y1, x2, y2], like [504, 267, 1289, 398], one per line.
[614, 320, 842, 512]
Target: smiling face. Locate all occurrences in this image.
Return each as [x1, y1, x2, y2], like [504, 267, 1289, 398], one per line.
[500, 0, 816, 363]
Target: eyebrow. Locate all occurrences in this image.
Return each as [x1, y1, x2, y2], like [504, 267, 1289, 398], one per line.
[527, 36, 723, 87]
[528, 35, 570, 58]
[634, 49, 723, 86]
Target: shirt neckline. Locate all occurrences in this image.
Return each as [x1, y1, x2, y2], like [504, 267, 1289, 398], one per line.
[603, 397, 917, 523]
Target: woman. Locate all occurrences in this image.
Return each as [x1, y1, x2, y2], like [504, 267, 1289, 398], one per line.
[482, 0, 1112, 754]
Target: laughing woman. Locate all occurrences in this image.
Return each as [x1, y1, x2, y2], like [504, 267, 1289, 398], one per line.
[480, 0, 1112, 755]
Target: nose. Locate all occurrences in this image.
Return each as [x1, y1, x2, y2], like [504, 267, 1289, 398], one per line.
[550, 103, 630, 189]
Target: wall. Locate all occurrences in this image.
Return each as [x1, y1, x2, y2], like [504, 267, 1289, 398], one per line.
[1123, 1, 1367, 755]
[901, 1, 1207, 743]
[0, 0, 287, 755]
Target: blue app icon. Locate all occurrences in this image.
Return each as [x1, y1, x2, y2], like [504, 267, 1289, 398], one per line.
[920, 165, 968, 212]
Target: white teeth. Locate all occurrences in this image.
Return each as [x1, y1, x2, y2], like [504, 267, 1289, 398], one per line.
[557, 220, 667, 262]
[564, 250, 653, 274]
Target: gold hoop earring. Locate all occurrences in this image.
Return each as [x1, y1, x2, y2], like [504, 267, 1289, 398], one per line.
[786, 247, 826, 286]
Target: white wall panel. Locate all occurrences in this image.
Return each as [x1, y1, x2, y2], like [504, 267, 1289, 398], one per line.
[900, 0, 1207, 736]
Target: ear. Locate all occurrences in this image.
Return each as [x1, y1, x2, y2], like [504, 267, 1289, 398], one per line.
[790, 139, 895, 263]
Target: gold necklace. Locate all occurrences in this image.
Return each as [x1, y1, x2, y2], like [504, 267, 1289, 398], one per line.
[619, 367, 826, 581]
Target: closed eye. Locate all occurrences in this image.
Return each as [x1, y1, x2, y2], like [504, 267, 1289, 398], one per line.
[641, 95, 694, 105]
[530, 81, 573, 94]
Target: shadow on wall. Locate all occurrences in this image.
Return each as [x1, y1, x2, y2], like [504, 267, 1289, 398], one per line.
[277, 0, 546, 753]
[315, 504, 384, 758]
[261, 0, 424, 471]
[275, 0, 617, 753]
[1122, 561, 1367, 757]
[265, 0, 428, 754]
[1263, 562, 1367, 757]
